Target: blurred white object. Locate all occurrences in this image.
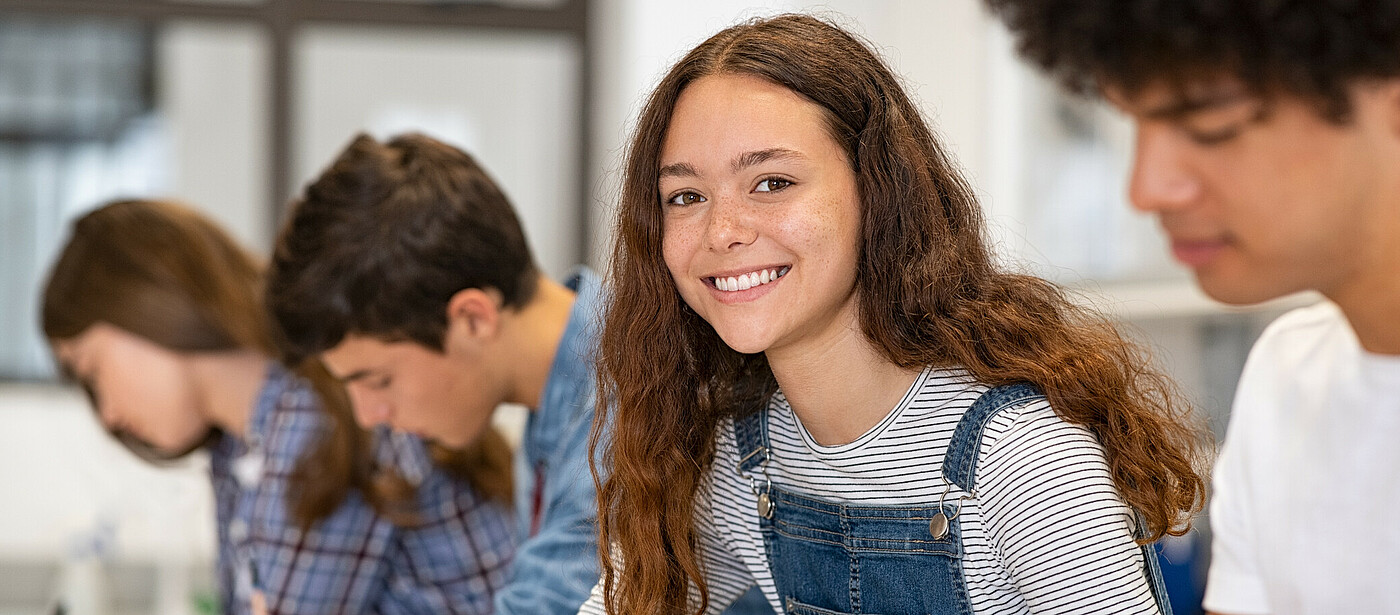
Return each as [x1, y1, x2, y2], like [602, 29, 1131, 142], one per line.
[51, 518, 114, 615]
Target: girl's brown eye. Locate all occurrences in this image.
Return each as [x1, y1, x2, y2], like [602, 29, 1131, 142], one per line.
[666, 192, 706, 206]
[754, 177, 793, 193]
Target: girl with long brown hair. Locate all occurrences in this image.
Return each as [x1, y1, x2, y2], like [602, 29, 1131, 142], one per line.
[585, 14, 1206, 615]
[42, 199, 515, 614]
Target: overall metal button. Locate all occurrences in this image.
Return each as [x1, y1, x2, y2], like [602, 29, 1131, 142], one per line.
[757, 493, 775, 519]
[929, 512, 950, 539]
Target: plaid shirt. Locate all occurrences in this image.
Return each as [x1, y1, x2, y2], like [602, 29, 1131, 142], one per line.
[210, 363, 515, 614]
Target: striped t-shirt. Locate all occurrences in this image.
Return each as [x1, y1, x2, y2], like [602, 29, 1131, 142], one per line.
[580, 367, 1160, 614]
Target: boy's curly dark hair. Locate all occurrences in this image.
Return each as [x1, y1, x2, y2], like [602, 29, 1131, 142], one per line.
[985, 0, 1400, 121]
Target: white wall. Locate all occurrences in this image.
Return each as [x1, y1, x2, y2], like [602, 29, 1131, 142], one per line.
[294, 25, 581, 280]
[161, 21, 271, 253]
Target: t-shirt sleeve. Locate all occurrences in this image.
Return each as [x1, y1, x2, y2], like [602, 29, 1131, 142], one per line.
[576, 575, 609, 615]
[694, 480, 763, 614]
[977, 400, 1161, 614]
[1201, 348, 1272, 615]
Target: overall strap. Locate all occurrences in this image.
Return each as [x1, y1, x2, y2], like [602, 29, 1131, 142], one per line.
[734, 407, 770, 474]
[1135, 509, 1175, 615]
[940, 383, 1046, 494]
[939, 383, 1175, 615]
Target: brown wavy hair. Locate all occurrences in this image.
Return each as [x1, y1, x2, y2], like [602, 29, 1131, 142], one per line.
[593, 14, 1209, 615]
[38, 199, 494, 528]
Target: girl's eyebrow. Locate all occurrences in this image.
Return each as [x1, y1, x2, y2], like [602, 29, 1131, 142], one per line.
[659, 148, 807, 181]
[731, 148, 805, 173]
[659, 162, 699, 179]
[338, 369, 376, 384]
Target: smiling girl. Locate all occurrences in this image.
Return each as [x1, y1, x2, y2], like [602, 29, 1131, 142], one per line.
[43, 199, 515, 614]
[585, 15, 1206, 615]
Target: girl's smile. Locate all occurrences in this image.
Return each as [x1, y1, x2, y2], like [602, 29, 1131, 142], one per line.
[703, 264, 791, 301]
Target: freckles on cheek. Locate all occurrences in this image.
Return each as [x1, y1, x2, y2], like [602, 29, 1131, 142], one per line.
[659, 245, 683, 281]
[776, 205, 838, 248]
[660, 226, 698, 278]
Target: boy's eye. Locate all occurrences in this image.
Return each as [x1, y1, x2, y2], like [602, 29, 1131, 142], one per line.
[1178, 100, 1263, 147]
[1183, 124, 1243, 146]
[666, 192, 706, 206]
[80, 380, 100, 408]
[754, 178, 792, 193]
[61, 362, 100, 408]
[370, 375, 392, 390]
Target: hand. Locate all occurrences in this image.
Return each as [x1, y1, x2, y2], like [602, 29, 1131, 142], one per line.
[250, 590, 269, 615]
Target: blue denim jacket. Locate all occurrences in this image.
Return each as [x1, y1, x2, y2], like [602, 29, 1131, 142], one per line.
[495, 267, 605, 615]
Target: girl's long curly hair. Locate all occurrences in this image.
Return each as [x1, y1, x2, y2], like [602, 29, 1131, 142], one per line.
[594, 14, 1208, 615]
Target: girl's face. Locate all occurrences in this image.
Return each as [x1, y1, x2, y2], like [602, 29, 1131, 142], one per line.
[54, 323, 213, 455]
[659, 73, 863, 356]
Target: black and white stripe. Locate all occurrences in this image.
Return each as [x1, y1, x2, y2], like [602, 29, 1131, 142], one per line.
[581, 368, 1160, 615]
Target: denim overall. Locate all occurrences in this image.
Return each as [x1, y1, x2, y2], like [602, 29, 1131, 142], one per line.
[734, 383, 1173, 615]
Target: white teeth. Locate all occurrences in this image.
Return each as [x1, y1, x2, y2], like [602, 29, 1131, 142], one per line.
[712, 267, 789, 292]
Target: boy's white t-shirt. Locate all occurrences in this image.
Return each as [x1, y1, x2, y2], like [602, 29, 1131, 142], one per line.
[1203, 301, 1400, 614]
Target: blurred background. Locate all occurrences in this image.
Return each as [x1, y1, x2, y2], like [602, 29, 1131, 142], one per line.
[0, 1, 1311, 613]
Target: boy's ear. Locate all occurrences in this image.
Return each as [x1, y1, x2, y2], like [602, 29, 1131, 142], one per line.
[445, 288, 501, 342]
[1385, 78, 1400, 137]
